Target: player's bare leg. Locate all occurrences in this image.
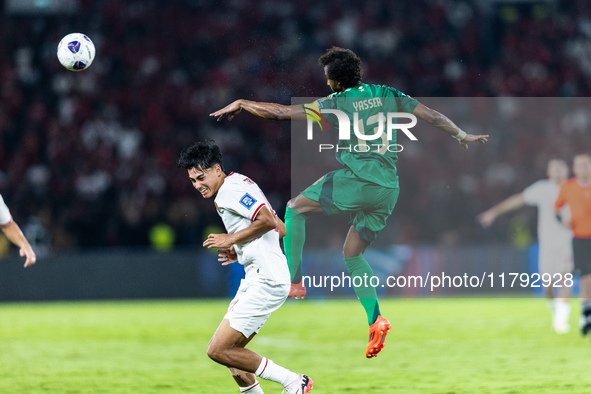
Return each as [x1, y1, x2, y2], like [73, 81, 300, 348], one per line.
[207, 320, 308, 391]
[287, 194, 324, 215]
[207, 320, 261, 379]
[343, 226, 391, 358]
[229, 367, 257, 387]
[229, 367, 265, 394]
[580, 274, 591, 336]
[545, 285, 555, 300]
[580, 274, 591, 300]
[222, 329, 261, 392]
[343, 225, 369, 258]
[285, 194, 323, 298]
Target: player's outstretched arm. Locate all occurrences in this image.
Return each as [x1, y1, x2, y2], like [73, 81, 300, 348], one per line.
[476, 193, 526, 228]
[412, 103, 488, 149]
[0, 221, 37, 267]
[210, 100, 307, 122]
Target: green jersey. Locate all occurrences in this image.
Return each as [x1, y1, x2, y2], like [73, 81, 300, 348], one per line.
[303, 83, 419, 188]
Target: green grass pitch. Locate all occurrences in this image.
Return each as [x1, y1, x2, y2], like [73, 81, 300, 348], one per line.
[1, 298, 589, 393]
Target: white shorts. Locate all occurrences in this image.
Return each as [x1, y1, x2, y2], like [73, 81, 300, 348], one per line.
[538, 242, 573, 276]
[224, 279, 290, 338]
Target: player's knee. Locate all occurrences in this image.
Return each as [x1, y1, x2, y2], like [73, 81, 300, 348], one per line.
[206, 343, 225, 363]
[343, 244, 363, 259]
[342, 246, 350, 258]
[287, 194, 321, 215]
[286, 197, 298, 209]
[343, 250, 359, 259]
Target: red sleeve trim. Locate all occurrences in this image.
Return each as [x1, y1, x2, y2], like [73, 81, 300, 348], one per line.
[250, 203, 265, 221]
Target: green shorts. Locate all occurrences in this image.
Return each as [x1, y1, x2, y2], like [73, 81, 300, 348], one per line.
[301, 167, 399, 244]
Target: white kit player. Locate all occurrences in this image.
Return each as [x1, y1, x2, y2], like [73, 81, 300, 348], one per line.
[0, 193, 36, 268]
[177, 140, 313, 394]
[477, 159, 573, 334]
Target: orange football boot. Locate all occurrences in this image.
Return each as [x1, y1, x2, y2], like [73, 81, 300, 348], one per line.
[366, 315, 391, 358]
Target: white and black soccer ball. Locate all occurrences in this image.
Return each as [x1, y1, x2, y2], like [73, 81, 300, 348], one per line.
[57, 33, 95, 71]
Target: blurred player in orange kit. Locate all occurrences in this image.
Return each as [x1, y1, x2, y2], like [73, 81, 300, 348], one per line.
[555, 153, 591, 336]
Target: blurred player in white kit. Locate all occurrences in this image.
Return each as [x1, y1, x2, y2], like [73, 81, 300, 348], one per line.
[477, 159, 573, 334]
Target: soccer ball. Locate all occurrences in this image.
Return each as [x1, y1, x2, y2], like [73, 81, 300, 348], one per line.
[57, 33, 95, 71]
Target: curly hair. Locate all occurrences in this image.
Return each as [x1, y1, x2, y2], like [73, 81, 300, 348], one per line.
[318, 47, 363, 89]
[177, 139, 225, 172]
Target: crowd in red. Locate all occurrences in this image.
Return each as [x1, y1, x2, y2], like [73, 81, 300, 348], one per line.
[1, 0, 591, 251]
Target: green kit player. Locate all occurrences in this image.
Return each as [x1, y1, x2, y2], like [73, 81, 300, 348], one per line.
[211, 47, 488, 358]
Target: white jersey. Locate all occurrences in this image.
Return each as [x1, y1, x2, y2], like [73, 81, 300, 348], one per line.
[0, 194, 12, 226]
[214, 172, 290, 285]
[523, 179, 572, 247]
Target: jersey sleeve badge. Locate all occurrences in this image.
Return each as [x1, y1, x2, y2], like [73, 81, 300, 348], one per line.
[239, 193, 257, 209]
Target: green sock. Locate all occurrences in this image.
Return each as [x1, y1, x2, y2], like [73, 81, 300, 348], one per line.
[284, 207, 306, 283]
[345, 255, 381, 325]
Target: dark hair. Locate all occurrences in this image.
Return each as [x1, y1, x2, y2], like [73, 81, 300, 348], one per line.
[177, 139, 224, 172]
[318, 47, 363, 88]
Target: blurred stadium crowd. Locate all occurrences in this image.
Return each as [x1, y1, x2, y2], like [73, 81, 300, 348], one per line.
[2, 0, 591, 254]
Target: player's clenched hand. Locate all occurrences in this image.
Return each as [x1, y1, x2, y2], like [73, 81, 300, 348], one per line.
[209, 100, 243, 122]
[218, 247, 238, 265]
[203, 233, 234, 249]
[560, 217, 572, 230]
[21, 245, 37, 268]
[476, 210, 496, 228]
[459, 134, 488, 150]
